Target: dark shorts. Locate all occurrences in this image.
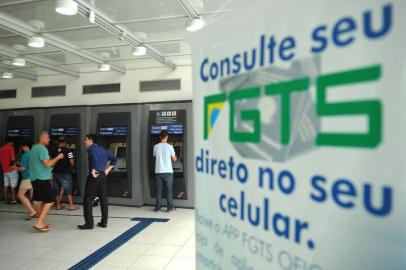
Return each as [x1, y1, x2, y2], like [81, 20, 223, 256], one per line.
[53, 173, 73, 195]
[32, 180, 54, 203]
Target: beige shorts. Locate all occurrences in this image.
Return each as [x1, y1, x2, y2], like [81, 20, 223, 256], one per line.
[19, 179, 33, 190]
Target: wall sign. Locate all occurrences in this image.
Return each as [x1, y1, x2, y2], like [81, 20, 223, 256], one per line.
[190, 1, 406, 269]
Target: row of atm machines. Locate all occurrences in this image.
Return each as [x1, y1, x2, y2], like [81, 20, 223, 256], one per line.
[0, 103, 194, 208]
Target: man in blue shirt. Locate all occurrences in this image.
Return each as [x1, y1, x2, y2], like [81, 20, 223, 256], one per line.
[78, 134, 117, 230]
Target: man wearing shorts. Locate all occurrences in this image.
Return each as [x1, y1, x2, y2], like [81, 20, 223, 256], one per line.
[30, 131, 64, 232]
[50, 137, 78, 211]
[0, 138, 18, 204]
[17, 140, 37, 220]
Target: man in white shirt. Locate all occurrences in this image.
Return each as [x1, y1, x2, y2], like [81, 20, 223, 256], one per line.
[153, 130, 177, 212]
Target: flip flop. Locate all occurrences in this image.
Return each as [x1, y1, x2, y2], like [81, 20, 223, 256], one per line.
[25, 213, 38, 220]
[33, 225, 49, 232]
[69, 206, 79, 211]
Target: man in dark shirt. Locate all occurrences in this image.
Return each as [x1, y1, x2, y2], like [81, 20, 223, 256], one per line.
[78, 134, 117, 230]
[50, 137, 78, 211]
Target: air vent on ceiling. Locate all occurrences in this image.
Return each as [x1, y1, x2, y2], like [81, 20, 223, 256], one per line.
[140, 79, 181, 92]
[32, 85, 66, 98]
[0, 89, 17, 99]
[83, 83, 120, 95]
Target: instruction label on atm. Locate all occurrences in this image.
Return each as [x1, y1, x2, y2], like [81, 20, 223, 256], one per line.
[7, 128, 32, 138]
[150, 110, 186, 135]
[154, 110, 179, 124]
[98, 127, 128, 136]
[50, 127, 77, 137]
[150, 124, 184, 135]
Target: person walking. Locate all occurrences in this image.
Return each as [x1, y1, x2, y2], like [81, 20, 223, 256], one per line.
[78, 134, 117, 230]
[30, 131, 64, 232]
[16, 140, 37, 220]
[50, 137, 79, 211]
[0, 138, 18, 205]
[153, 130, 177, 213]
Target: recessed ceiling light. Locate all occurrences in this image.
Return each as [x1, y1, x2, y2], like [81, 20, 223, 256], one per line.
[28, 36, 45, 48]
[186, 17, 205, 32]
[132, 46, 147, 56]
[1, 72, 13, 79]
[89, 10, 95, 23]
[55, 0, 78, 16]
[98, 63, 110, 72]
[12, 58, 26, 67]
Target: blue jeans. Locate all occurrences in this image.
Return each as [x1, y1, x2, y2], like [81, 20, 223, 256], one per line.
[155, 173, 174, 210]
[53, 173, 73, 195]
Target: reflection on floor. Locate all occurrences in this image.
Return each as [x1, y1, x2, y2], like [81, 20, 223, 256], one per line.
[0, 204, 195, 270]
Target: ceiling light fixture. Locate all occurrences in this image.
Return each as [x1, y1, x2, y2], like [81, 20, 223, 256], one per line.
[132, 46, 147, 56]
[1, 72, 13, 79]
[55, 0, 78, 16]
[89, 10, 95, 23]
[98, 63, 110, 72]
[185, 17, 205, 32]
[12, 58, 26, 67]
[28, 36, 45, 48]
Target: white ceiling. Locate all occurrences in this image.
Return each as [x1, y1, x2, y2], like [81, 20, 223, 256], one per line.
[0, 0, 232, 78]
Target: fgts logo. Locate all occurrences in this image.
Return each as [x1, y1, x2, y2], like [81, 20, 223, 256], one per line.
[204, 65, 382, 148]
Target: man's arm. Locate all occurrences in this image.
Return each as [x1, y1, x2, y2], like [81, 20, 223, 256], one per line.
[9, 147, 16, 169]
[68, 150, 75, 166]
[10, 147, 15, 162]
[16, 165, 26, 172]
[170, 146, 177, 161]
[43, 153, 63, 168]
[105, 151, 117, 176]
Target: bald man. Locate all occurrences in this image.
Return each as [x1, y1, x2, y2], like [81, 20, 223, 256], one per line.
[29, 131, 64, 232]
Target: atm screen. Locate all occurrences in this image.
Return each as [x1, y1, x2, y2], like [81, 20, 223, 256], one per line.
[50, 127, 77, 137]
[150, 124, 183, 135]
[98, 126, 128, 136]
[116, 147, 127, 158]
[7, 128, 32, 138]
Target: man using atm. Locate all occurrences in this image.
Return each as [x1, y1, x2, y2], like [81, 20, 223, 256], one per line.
[153, 130, 177, 213]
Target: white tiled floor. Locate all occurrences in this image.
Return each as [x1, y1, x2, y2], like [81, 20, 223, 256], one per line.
[0, 204, 196, 270]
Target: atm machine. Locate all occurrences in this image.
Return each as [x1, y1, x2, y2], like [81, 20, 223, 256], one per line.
[2, 110, 43, 158]
[0, 110, 43, 200]
[46, 112, 84, 197]
[142, 102, 194, 208]
[91, 105, 143, 206]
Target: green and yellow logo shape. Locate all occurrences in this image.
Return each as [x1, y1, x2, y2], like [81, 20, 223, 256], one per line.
[203, 65, 383, 148]
[204, 93, 226, 139]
